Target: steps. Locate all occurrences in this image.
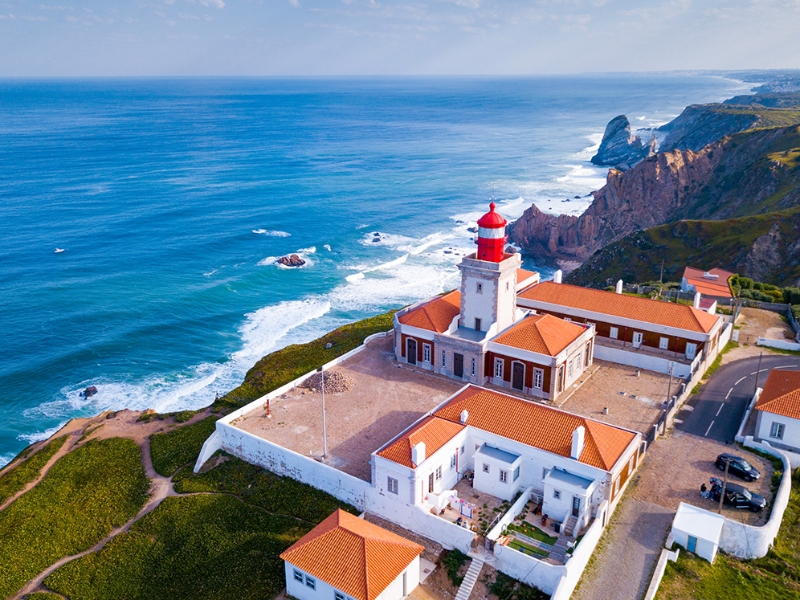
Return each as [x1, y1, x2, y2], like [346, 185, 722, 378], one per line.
[454, 557, 484, 600]
[564, 516, 578, 537]
[549, 536, 571, 563]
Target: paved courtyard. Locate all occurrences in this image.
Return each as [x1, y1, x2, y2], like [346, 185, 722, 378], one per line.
[558, 360, 674, 435]
[231, 335, 462, 481]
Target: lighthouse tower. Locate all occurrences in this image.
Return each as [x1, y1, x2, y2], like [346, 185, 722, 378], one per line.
[458, 203, 521, 335]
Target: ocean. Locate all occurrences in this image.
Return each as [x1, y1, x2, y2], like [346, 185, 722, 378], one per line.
[0, 74, 751, 465]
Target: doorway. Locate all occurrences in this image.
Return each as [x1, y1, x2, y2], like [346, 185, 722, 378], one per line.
[454, 353, 464, 378]
[406, 338, 417, 365]
[428, 472, 434, 493]
[512, 362, 525, 391]
[633, 331, 643, 348]
[687, 535, 697, 553]
[572, 496, 580, 517]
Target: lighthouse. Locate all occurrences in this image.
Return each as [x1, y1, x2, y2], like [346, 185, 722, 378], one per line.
[476, 202, 507, 262]
[458, 202, 521, 336]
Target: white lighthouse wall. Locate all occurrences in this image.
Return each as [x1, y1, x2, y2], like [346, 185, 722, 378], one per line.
[461, 276, 498, 332]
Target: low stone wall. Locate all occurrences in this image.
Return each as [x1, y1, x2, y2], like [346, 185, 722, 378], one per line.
[593, 345, 693, 378]
[718, 439, 792, 559]
[758, 337, 800, 352]
[493, 542, 566, 596]
[643, 547, 680, 600]
[486, 486, 533, 541]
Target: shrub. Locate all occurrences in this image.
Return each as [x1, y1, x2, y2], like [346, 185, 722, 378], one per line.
[150, 415, 219, 477]
[0, 438, 148, 598]
[486, 571, 548, 600]
[0, 435, 67, 505]
[441, 549, 468, 586]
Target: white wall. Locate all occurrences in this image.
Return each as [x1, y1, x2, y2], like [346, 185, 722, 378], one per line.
[593, 344, 693, 378]
[718, 440, 792, 559]
[670, 527, 718, 563]
[493, 543, 567, 595]
[549, 501, 608, 600]
[755, 410, 800, 453]
[487, 486, 533, 541]
[758, 337, 800, 352]
[473, 453, 522, 501]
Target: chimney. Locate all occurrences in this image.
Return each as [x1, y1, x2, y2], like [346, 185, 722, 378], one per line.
[460, 409, 469, 425]
[571, 426, 585, 460]
[693, 292, 702, 309]
[411, 442, 426, 467]
[553, 270, 563, 284]
[615, 280, 623, 294]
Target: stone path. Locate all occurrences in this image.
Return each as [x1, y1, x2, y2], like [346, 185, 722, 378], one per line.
[572, 499, 673, 600]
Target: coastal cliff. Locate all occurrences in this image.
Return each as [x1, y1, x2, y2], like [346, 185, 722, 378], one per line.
[590, 115, 655, 170]
[509, 124, 800, 263]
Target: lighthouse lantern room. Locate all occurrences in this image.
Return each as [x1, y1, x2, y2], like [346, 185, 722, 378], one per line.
[476, 202, 507, 263]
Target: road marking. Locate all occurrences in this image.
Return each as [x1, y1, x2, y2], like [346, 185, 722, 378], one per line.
[716, 404, 724, 417]
[735, 376, 747, 385]
[705, 420, 715, 437]
[725, 387, 733, 400]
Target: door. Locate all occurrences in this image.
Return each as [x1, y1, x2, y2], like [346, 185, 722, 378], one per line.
[687, 535, 697, 553]
[686, 342, 697, 360]
[512, 362, 525, 391]
[572, 496, 580, 517]
[633, 331, 643, 348]
[428, 472, 434, 493]
[454, 353, 464, 378]
[407, 338, 417, 365]
[557, 365, 565, 393]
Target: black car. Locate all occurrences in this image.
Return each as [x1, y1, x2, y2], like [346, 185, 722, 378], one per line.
[715, 453, 761, 482]
[710, 482, 766, 512]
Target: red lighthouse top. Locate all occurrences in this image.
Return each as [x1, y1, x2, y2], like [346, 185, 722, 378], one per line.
[476, 202, 507, 263]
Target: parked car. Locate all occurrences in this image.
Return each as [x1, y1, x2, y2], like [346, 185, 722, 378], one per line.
[715, 453, 761, 481]
[710, 482, 766, 512]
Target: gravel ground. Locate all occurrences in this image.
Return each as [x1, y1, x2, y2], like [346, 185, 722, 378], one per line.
[723, 307, 797, 365]
[233, 335, 462, 481]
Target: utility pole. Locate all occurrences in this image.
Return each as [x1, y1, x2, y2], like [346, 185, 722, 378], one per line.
[318, 366, 327, 459]
[718, 457, 730, 514]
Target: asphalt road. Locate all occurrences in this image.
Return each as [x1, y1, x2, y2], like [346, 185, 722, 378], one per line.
[675, 354, 800, 443]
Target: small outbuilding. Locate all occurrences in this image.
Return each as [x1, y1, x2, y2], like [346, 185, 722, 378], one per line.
[670, 502, 725, 563]
[281, 509, 424, 600]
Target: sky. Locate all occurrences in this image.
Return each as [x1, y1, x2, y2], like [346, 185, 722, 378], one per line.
[0, 0, 799, 77]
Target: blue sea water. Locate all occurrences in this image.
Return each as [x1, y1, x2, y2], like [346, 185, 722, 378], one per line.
[0, 75, 751, 465]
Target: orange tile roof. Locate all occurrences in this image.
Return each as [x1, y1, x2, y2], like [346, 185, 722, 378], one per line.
[281, 510, 423, 600]
[519, 282, 720, 334]
[433, 386, 637, 471]
[377, 416, 465, 468]
[683, 267, 734, 298]
[493, 313, 588, 356]
[398, 290, 461, 333]
[755, 370, 800, 419]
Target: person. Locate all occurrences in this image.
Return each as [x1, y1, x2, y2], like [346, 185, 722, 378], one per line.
[700, 483, 709, 499]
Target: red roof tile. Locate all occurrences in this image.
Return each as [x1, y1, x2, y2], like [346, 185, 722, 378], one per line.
[755, 370, 800, 420]
[493, 313, 588, 356]
[377, 416, 465, 468]
[398, 291, 461, 333]
[683, 267, 734, 298]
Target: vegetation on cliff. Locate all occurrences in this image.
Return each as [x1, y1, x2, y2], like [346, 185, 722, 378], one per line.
[566, 206, 800, 289]
[0, 435, 66, 505]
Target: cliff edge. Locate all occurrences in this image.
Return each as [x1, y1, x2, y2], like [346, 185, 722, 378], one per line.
[590, 115, 656, 170]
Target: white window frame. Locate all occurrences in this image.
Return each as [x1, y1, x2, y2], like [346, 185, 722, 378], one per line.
[435, 466, 443, 480]
[633, 331, 643, 347]
[451, 453, 457, 468]
[494, 357, 504, 379]
[482, 463, 490, 473]
[686, 342, 698, 360]
[387, 476, 399, 494]
[335, 592, 346, 600]
[476, 282, 483, 294]
[533, 368, 544, 390]
[471, 357, 476, 376]
[659, 337, 669, 350]
[499, 470, 508, 483]
[567, 359, 574, 379]
[576, 354, 582, 370]
[771, 422, 785, 440]
[513, 466, 520, 481]
[610, 326, 619, 339]
[564, 317, 572, 322]
[553, 489, 561, 500]
[294, 570, 304, 583]
[442, 350, 446, 368]
[306, 575, 316, 590]
[422, 343, 431, 364]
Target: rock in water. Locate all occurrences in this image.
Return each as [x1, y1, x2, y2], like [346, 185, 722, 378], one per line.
[82, 386, 98, 398]
[277, 254, 306, 267]
[591, 115, 655, 170]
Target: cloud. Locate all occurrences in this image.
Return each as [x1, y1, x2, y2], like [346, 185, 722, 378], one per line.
[289, 0, 300, 7]
[199, 0, 225, 8]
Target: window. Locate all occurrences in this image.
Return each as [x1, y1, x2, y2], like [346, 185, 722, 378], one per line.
[585, 341, 592, 365]
[564, 317, 572, 322]
[482, 463, 490, 473]
[629, 455, 636, 472]
[610, 326, 619, 340]
[387, 476, 399, 494]
[475, 318, 482, 331]
[499, 470, 508, 483]
[294, 570, 304, 583]
[553, 489, 561, 500]
[423, 343, 431, 364]
[336, 592, 346, 600]
[461, 445, 465, 455]
[771, 422, 785, 440]
[476, 282, 483, 294]
[442, 350, 446, 368]
[451, 454, 457, 468]
[659, 337, 669, 350]
[587, 321, 596, 330]
[306, 576, 316, 590]
[471, 357, 476, 376]
[494, 358, 504, 379]
[435, 466, 443, 480]
[506, 281, 510, 291]
[533, 368, 544, 390]
[576, 354, 582, 370]
[567, 359, 574, 379]
[513, 466, 520, 481]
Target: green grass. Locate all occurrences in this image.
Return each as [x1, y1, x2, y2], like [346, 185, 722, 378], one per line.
[657, 468, 800, 599]
[25, 593, 61, 600]
[703, 341, 740, 380]
[45, 494, 308, 600]
[507, 539, 550, 558]
[0, 435, 67, 505]
[172, 452, 358, 523]
[150, 415, 219, 477]
[45, 454, 359, 600]
[441, 549, 468, 586]
[216, 310, 395, 408]
[508, 522, 558, 545]
[0, 438, 149, 598]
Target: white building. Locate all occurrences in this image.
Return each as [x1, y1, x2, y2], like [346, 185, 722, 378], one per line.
[371, 384, 641, 535]
[670, 502, 725, 563]
[281, 509, 423, 600]
[754, 370, 800, 452]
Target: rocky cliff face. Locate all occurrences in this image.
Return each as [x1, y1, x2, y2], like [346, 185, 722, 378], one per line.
[509, 125, 800, 262]
[659, 105, 760, 152]
[590, 115, 655, 170]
